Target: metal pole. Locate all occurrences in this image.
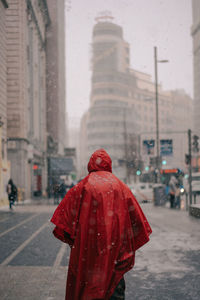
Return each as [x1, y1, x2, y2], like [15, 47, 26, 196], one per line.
[154, 46, 159, 182]
[188, 129, 192, 205]
[123, 108, 129, 184]
[137, 134, 141, 160]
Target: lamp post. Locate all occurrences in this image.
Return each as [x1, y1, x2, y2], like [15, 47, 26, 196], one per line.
[154, 46, 169, 182]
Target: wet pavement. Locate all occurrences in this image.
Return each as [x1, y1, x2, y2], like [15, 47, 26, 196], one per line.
[0, 200, 199, 299]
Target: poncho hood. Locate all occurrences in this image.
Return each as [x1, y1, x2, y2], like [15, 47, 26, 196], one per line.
[87, 148, 112, 173]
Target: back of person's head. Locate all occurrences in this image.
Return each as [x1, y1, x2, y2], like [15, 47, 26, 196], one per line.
[8, 179, 13, 185]
[87, 149, 112, 173]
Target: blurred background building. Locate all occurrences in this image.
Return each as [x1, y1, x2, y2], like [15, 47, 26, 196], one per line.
[191, 0, 200, 138]
[79, 15, 193, 182]
[46, 0, 75, 196]
[46, 0, 67, 155]
[191, 0, 200, 172]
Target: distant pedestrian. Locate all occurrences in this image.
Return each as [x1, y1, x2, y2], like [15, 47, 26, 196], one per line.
[6, 179, 18, 210]
[175, 185, 181, 209]
[59, 181, 67, 199]
[51, 149, 152, 300]
[169, 176, 178, 209]
[53, 183, 60, 205]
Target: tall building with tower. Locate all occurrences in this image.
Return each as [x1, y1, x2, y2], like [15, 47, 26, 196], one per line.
[79, 14, 192, 182]
[81, 14, 138, 182]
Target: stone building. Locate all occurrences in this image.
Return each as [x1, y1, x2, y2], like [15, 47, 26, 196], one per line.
[6, 0, 50, 198]
[0, 0, 10, 206]
[46, 0, 67, 155]
[79, 18, 193, 182]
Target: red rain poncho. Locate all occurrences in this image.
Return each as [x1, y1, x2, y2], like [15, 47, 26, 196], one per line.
[51, 149, 152, 300]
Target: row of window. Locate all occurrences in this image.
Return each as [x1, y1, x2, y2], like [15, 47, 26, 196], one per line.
[92, 87, 129, 97]
[87, 120, 134, 129]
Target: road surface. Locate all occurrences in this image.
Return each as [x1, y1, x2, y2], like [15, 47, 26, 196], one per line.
[0, 199, 199, 299]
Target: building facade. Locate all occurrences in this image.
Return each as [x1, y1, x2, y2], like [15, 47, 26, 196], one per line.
[6, 0, 50, 198]
[79, 18, 193, 182]
[0, 0, 10, 206]
[191, 0, 200, 172]
[46, 0, 67, 155]
[191, 0, 200, 137]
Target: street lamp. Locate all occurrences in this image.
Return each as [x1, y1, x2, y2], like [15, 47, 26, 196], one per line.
[154, 46, 169, 182]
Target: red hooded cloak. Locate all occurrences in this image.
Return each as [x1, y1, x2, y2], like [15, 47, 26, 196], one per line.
[51, 149, 152, 300]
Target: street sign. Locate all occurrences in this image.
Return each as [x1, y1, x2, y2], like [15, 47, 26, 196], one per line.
[143, 140, 155, 155]
[160, 139, 173, 156]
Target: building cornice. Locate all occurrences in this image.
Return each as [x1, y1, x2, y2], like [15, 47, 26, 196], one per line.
[26, 0, 45, 48]
[26, 0, 50, 49]
[1, 0, 8, 8]
[7, 138, 30, 144]
[38, 0, 51, 26]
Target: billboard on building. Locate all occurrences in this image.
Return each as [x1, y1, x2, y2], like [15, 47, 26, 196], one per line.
[48, 157, 74, 176]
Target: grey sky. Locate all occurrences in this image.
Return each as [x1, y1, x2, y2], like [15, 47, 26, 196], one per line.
[65, 0, 193, 124]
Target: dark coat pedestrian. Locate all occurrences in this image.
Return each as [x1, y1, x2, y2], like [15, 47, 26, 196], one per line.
[53, 183, 60, 205]
[51, 149, 152, 300]
[169, 176, 178, 208]
[7, 179, 18, 210]
[59, 182, 67, 199]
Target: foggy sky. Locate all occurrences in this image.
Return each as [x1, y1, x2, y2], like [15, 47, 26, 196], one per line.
[65, 0, 193, 125]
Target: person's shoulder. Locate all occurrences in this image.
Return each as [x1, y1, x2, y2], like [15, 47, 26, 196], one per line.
[70, 175, 89, 191]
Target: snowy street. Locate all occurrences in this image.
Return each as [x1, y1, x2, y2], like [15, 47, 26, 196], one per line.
[0, 200, 199, 299]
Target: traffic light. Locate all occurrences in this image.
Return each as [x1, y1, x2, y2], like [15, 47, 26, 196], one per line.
[136, 170, 141, 176]
[185, 154, 191, 165]
[192, 135, 199, 152]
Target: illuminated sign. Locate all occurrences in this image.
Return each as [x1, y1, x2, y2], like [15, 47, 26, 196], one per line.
[160, 169, 178, 174]
[33, 165, 38, 170]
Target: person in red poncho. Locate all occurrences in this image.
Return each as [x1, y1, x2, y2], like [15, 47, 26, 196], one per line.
[51, 149, 152, 300]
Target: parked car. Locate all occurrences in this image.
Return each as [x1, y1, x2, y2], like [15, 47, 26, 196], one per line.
[128, 182, 153, 203]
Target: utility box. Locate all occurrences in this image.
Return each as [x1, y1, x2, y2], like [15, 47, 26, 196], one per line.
[153, 184, 167, 206]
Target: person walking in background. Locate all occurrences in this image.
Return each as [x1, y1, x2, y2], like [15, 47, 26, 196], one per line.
[53, 182, 60, 205]
[169, 176, 178, 209]
[6, 179, 18, 210]
[51, 149, 152, 300]
[59, 180, 67, 199]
